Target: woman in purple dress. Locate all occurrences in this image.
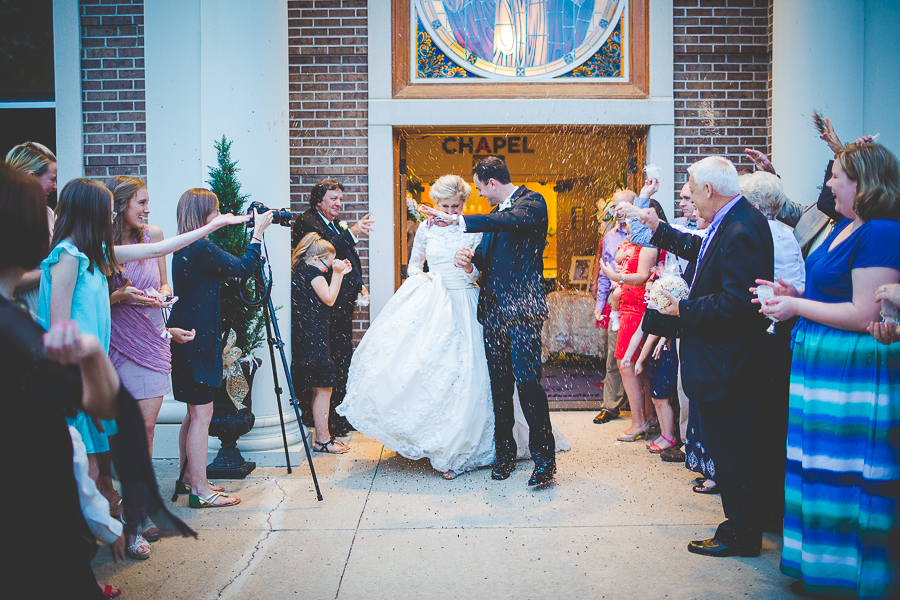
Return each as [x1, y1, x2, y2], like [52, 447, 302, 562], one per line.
[108, 177, 197, 558]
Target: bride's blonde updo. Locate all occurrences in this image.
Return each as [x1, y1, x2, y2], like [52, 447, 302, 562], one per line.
[429, 174, 471, 204]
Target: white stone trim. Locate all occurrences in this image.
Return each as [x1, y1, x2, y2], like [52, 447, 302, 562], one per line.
[52, 0, 84, 183]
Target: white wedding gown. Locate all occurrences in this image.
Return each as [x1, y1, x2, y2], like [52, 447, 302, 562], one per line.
[337, 223, 569, 476]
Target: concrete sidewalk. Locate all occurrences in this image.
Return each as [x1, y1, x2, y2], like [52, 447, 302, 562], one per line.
[93, 412, 795, 599]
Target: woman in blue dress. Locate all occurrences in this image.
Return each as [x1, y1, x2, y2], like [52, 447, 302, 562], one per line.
[760, 143, 900, 598]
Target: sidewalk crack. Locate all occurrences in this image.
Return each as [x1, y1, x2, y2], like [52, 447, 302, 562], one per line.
[335, 445, 384, 600]
[215, 478, 288, 599]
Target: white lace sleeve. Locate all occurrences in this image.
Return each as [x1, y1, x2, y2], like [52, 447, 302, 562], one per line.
[407, 224, 428, 276]
[463, 232, 482, 283]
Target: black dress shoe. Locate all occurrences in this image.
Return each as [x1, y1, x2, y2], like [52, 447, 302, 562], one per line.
[592, 409, 618, 424]
[491, 460, 515, 480]
[527, 463, 557, 487]
[687, 538, 760, 558]
[660, 446, 686, 462]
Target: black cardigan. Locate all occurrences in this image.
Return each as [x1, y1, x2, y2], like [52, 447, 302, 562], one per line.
[168, 238, 261, 387]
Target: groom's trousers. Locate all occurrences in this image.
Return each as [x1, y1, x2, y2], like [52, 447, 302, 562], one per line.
[483, 312, 555, 467]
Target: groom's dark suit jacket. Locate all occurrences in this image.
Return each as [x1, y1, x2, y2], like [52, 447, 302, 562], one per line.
[650, 197, 773, 404]
[465, 185, 548, 323]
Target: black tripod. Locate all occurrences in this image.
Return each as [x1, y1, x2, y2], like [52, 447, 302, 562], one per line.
[260, 290, 323, 501]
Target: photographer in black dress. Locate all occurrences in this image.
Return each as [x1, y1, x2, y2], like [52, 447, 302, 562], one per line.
[168, 188, 270, 508]
[291, 179, 373, 435]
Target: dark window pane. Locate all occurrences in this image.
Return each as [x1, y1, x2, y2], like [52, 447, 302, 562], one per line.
[0, 0, 55, 101]
[0, 108, 57, 206]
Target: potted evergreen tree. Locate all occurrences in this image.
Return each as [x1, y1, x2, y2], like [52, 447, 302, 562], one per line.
[206, 136, 263, 478]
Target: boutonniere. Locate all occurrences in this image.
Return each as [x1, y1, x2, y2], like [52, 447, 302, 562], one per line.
[338, 220, 348, 230]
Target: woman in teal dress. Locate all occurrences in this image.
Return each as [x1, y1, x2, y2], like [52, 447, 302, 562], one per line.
[760, 143, 900, 598]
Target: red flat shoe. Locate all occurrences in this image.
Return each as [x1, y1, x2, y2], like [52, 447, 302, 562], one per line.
[99, 583, 122, 598]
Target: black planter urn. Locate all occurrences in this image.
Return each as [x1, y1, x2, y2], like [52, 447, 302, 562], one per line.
[207, 356, 261, 479]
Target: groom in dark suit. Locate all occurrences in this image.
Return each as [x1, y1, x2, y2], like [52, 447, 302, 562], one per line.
[421, 156, 556, 487]
[637, 156, 774, 557]
[292, 179, 373, 435]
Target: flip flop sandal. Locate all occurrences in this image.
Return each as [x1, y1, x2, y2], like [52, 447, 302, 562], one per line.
[125, 533, 150, 560]
[189, 491, 241, 508]
[313, 437, 349, 454]
[99, 583, 122, 599]
[648, 435, 675, 454]
[692, 482, 720, 495]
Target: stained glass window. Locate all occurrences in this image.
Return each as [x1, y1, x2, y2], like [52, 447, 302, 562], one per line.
[414, 0, 627, 81]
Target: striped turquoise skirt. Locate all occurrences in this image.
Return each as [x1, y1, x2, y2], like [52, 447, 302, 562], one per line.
[781, 319, 900, 598]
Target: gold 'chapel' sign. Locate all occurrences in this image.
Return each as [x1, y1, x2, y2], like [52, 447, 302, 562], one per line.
[442, 135, 536, 154]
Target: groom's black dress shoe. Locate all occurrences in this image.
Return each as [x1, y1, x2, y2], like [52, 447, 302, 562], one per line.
[527, 463, 556, 487]
[687, 537, 760, 558]
[491, 460, 515, 480]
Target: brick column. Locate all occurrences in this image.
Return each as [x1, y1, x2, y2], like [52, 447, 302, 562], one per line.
[80, 0, 146, 179]
[288, 0, 369, 340]
[673, 0, 771, 190]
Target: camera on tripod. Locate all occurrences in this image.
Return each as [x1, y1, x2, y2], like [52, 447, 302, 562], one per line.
[247, 201, 293, 227]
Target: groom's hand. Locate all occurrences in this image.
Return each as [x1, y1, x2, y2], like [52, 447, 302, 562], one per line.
[455, 248, 475, 273]
[419, 205, 453, 223]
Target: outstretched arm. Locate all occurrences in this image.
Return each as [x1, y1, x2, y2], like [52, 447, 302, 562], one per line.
[462, 199, 546, 233]
[113, 213, 250, 263]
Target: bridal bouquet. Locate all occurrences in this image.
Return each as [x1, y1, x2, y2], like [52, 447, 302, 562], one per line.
[646, 265, 689, 310]
[406, 193, 426, 223]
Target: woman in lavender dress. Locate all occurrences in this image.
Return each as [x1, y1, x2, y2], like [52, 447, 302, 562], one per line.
[108, 177, 197, 558]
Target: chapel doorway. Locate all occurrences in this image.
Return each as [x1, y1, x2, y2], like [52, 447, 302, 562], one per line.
[394, 126, 647, 409]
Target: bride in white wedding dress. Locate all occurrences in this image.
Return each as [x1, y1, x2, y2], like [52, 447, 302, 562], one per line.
[336, 175, 569, 478]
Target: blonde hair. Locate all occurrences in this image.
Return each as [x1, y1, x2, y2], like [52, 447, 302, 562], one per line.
[291, 232, 335, 270]
[108, 176, 148, 244]
[5, 141, 57, 176]
[739, 171, 785, 219]
[177, 188, 218, 234]
[835, 143, 900, 221]
[429, 174, 471, 204]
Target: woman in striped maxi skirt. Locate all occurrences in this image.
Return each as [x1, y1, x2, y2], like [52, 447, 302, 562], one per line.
[760, 143, 900, 598]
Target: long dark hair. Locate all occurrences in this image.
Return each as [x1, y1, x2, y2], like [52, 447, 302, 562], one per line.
[51, 178, 121, 278]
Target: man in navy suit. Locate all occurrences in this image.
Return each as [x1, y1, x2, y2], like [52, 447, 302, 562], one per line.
[421, 156, 556, 487]
[636, 156, 774, 558]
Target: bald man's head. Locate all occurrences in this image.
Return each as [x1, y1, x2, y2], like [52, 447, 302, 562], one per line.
[612, 190, 638, 206]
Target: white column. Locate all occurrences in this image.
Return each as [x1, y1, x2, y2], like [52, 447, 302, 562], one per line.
[52, 0, 84, 183]
[146, 0, 303, 465]
[772, 0, 865, 205]
[646, 124, 675, 219]
[862, 0, 900, 153]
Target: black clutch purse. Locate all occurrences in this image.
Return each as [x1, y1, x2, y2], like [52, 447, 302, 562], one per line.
[641, 308, 681, 339]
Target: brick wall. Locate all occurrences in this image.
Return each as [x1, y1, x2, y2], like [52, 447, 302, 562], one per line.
[673, 0, 771, 197]
[288, 0, 369, 340]
[80, 0, 146, 179]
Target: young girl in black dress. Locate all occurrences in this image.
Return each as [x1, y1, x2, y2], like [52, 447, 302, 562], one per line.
[292, 232, 352, 454]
